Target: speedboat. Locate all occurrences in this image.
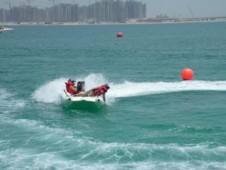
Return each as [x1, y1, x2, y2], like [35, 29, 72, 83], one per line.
[0, 26, 14, 32]
[63, 90, 104, 103]
[62, 80, 108, 103]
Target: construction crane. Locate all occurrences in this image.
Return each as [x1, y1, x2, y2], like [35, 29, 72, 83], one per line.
[26, 0, 34, 6]
[72, 0, 80, 5]
[49, 0, 55, 6]
[187, 5, 195, 18]
[5, 1, 12, 9]
[5, 1, 22, 9]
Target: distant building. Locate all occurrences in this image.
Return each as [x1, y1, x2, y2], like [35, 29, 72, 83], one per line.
[0, 0, 146, 23]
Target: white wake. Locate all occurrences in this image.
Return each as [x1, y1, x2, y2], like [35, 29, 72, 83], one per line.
[32, 74, 226, 104]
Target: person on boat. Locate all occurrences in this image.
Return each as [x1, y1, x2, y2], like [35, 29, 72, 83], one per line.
[76, 84, 110, 102]
[65, 79, 86, 95]
[65, 79, 78, 95]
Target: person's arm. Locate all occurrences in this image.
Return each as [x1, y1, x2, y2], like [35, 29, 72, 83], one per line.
[102, 93, 106, 102]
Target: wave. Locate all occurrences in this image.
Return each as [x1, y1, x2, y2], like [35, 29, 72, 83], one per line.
[1, 117, 226, 170]
[0, 88, 26, 113]
[1, 147, 226, 170]
[0, 88, 11, 101]
[32, 74, 226, 104]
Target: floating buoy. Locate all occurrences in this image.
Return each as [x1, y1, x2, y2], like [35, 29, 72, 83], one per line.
[117, 32, 123, 37]
[181, 68, 194, 80]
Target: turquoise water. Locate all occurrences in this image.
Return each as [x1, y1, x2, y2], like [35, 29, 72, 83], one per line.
[1, 22, 226, 169]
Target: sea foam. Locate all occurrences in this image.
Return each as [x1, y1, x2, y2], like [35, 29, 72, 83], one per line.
[1, 115, 226, 170]
[0, 87, 26, 112]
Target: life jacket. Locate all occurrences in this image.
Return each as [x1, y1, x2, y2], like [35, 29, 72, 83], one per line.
[65, 82, 76, 95]
[92, 85, 107, 96]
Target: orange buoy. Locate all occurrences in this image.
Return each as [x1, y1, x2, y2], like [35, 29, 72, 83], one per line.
[181, 68, 194, 80]
[117, 32, 123, 37]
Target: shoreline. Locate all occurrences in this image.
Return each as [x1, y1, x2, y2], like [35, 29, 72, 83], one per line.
[2, 18, 226, 26]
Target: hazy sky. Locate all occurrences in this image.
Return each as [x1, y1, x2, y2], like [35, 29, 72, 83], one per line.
[1, 0, 226, 18]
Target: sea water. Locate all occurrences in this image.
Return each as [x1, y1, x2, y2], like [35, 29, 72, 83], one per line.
[0, 22, 226, 169]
